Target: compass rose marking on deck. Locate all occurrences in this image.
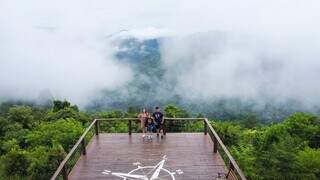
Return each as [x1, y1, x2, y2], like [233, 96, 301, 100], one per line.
[102, 156, 183, 180]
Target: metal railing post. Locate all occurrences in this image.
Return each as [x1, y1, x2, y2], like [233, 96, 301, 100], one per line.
[204, 119, 208, 135]
[81, 139, 86, 155]
[95, 120, 99, 135]
[213, 136, 218, 153]
[62, 165, 68, 180]
[226, 162, 235, 179]
[128, 119, 132, 135]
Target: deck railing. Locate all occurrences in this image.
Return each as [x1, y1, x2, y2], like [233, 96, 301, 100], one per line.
[50, 118, 247, 180]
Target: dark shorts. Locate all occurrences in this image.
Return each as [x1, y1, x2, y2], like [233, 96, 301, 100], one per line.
[155, 123, 164, 130]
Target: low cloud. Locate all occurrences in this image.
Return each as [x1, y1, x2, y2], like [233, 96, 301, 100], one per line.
[1, 0, 320, 109]
[160, 32, 320, 107]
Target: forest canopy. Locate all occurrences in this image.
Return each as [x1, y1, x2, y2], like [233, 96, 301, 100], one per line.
[0, 100, 319, 179]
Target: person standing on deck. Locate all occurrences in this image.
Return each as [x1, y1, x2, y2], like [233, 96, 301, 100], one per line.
[138, 108, 148, 137]
[145, 114, 156, 141]
[152, 106, 165, 139]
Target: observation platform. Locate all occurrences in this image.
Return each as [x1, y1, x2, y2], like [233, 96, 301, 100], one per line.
[51, 118, 246, 180]
[69, 133, 226, 180]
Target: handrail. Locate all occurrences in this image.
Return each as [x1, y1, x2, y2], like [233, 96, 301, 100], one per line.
[96, 117, 203, 120]
[204, 118, 247, 180]
[51, 118, 246, 180]
[50, 119, 98, 180]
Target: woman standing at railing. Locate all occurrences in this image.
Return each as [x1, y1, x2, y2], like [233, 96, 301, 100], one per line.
[138, 108, 148, 137]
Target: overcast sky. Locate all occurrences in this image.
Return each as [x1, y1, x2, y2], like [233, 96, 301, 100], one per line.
[0, 0, 319, 106]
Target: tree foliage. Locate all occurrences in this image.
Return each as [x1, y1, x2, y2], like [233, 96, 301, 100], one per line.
[8, 106, 34, 128]
[3, 149, 30, 178]
[164, 104, 189, 118]
[214, 113, 320, 179]
[0, 101, 319, 180]
[0, 100, 85, 179]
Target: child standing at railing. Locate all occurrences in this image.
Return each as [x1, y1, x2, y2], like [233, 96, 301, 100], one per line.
[145, 115, 155, 141]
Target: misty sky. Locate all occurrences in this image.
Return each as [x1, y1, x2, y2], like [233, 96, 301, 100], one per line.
[0, 0, 320, 106]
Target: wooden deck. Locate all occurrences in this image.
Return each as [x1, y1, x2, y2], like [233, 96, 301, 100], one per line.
[69, 133, 227, 180]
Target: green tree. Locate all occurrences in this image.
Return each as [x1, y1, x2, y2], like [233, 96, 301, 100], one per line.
[53, 100, 71, 112]
[27, 144, 66, 180]
[164, 105, 189, 132]
[45, 107, 89, 124]
[93, 110, 125, 119]
[254, 135, 303, 179]
[164, 105, 189, 118]
[0, 117, 9, 137]
[3, 123, 30, 149]
[212, 121, 242, 146]
[26, 118, 83, 151]
[3, 149, 30, 178]
[239, 112, 260, 129]
[92, 111, 130, 132]
[230, 144, 256, 178]
[296, 148, 320, 179]
[1, 138, 20, 154]
[283, 113, 320, 148]
[8, 106, 34, 128]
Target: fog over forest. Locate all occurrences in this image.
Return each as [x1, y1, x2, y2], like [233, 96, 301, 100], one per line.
[1, 0, 320, 119]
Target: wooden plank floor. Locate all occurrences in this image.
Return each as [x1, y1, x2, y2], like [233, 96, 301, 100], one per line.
[69, 133, 227, 180]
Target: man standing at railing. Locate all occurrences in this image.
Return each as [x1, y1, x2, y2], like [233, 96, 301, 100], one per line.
[152, 106, 165, 139]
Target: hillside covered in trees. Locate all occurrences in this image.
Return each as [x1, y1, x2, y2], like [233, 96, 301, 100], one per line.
[86, 34, 320, 124]
[0, 100, 319, 179]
